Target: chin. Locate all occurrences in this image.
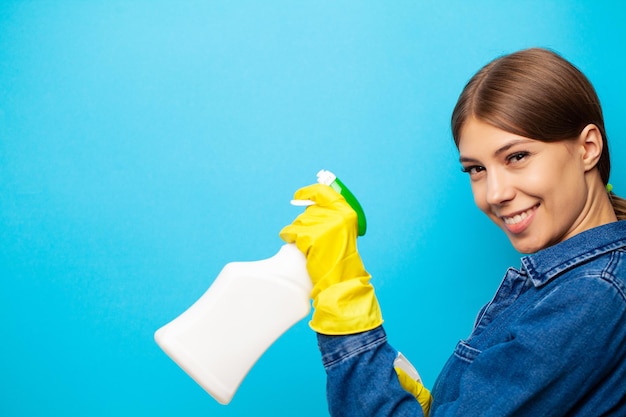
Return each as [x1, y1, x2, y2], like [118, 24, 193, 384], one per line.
[505, 233, 544, 254]
[515, 246, 536, 254]
[509, 239, 544, 254]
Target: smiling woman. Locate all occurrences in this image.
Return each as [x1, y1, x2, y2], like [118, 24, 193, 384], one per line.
[279, 47, 626, 416]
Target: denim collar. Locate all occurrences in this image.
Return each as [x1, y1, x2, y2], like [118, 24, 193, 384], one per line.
[520, 221, 626, 288]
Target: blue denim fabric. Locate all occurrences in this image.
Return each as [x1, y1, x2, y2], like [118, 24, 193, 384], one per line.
[317, 221, 626, 416]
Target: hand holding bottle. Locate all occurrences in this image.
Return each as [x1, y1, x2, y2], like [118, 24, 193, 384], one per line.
[280, 178, 383, 335]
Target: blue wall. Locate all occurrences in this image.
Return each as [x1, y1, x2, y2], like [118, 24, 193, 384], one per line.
[1, 1, 624, 416]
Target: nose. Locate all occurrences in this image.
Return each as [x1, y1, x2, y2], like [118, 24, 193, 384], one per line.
[485, 169, 515, 205]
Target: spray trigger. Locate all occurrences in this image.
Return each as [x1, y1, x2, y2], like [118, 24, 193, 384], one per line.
[290, 199, 316, 207]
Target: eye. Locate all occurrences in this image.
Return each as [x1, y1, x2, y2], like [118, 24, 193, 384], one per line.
[461, 165, 485, 176]
[507, 151, 530, 164]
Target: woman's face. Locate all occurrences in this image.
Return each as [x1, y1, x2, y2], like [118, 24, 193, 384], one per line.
[458, 118, 595, 254]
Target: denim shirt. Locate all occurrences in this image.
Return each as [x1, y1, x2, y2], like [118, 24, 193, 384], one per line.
[317, 221, 626, 417]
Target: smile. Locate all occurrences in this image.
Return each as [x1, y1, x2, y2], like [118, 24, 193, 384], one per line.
[503, 210, 531, 225]
[500, 205, 539, 233]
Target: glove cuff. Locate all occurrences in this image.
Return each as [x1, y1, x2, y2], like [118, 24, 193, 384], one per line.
[309, 278, 383, 335]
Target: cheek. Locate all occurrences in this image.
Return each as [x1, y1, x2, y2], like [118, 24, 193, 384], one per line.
[527, 158, 582, 204]
[522, 172, 551, 195]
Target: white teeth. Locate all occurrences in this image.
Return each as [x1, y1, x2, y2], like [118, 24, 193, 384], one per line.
[504, 210, 529, 225]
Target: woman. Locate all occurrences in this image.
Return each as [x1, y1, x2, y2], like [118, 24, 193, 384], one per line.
[280, 48, 626, 416]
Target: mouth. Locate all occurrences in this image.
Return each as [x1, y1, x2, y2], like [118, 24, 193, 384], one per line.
[500, 204, 539, 233]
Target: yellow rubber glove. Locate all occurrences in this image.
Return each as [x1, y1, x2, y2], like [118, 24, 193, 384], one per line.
[279, 183, 383, 335]
[394, 353, 433, 416]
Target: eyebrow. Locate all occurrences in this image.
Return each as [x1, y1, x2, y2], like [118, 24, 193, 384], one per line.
[459, 138, 535, 163]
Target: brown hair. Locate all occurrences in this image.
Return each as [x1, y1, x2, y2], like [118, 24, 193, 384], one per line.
[451, 47, 626, 220]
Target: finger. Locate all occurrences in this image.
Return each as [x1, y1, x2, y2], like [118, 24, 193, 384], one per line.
[279, 224, 314, 255]
[278, 224, 297, 243]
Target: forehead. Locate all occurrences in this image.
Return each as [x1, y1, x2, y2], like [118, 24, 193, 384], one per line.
[458, 118, 535, 159]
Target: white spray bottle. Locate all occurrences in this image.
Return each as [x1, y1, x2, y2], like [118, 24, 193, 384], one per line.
[154, 169, 366, 405]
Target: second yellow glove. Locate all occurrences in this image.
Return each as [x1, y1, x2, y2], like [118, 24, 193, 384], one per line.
[395, 353, 433, 416]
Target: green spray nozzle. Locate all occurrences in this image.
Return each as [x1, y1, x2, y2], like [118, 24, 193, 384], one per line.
[316, 170, 367, 236]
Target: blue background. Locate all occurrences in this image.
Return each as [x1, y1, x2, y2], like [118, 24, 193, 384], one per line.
[1, 1, 624, 416]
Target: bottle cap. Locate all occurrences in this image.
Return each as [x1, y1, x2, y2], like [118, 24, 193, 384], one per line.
[316, 169, 337, 186]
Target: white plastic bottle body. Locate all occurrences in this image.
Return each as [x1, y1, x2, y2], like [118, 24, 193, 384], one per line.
[154, 243, 312, 405]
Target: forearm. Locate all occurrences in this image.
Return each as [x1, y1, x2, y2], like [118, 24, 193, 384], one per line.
[317, 326, 424, 417]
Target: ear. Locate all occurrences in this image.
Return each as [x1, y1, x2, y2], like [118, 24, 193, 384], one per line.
[578, 124, 603, 172]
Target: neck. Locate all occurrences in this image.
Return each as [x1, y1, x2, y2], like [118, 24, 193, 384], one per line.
[587, 176, 618, 226]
